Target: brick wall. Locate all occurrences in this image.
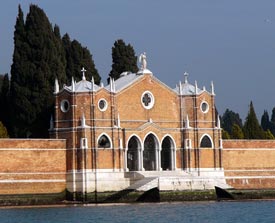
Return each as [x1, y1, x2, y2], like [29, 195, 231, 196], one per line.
[0, 139, 66, 194]
[223, 140, 275, 189]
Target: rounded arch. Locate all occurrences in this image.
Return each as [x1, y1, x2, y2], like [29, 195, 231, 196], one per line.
[97, 133, 112, 148]
[127, 135, 142, 171]
[199, 134, 213, 148]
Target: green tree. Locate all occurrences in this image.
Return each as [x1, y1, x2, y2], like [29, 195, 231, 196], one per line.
[10, 4, 66, 137]
[0, 74, 10, 133]
[62, 33, 100, 84]
[231, 123, 244, 139]
[109, 39, 138, 81]
[222, 130, 230, 139]
[243, 101, 264, 139]
[261, 110, 270, 131]
[264, 129, 274, 139]
[270, 107, 275, 136]
[221, 109, 243, 137]
[0, 121, 9, 138]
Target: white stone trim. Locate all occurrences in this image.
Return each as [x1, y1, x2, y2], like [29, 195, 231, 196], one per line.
[141, 91, 155, 110]
[98, 98, 108, 112]
[96, 133, 113, 149]
[199, 134, 213, 148]
[0, 179, 65, 183]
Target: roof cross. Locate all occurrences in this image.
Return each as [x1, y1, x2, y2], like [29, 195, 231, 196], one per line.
[81, 67, 87, 80]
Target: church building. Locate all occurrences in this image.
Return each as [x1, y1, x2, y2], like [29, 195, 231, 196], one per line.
[50, 53, 226, 195]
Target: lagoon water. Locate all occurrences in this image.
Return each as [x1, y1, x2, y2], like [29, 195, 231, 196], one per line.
[1, 201, 275, 223]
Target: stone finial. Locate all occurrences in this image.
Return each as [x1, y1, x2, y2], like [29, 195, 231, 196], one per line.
[195, 81, 198, 95]
[179, 81, 182, 95]
[81, 67, 87, 81]
[211, 81, 215, 95]
[217, 115, 221, 128]
[91, 76, 95, 92]
[54, 78, 59, 94]
[184, 72, 189, 84]
[71, 77, 75, 92]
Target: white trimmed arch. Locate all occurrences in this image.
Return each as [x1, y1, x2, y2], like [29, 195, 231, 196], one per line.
[160, 134, 176, 171]
[143, 132, 160, 171]
[97, 132, 113, 149]
[199, 134, 213, 148]
[125, 134, 143, 171]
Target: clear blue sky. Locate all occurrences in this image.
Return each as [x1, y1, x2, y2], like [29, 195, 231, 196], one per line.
[1, 0, 275, 120]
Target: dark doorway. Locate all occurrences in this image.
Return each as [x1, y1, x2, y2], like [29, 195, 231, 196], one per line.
[143, 134, 157, 171]
[127, 136, 140, 171]
[161, 137, 172, 170]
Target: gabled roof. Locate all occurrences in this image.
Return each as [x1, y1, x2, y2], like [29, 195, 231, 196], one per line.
[57, 69, 213, 96]
[63, 79, 101, 92]
[105, 72, 144, 92]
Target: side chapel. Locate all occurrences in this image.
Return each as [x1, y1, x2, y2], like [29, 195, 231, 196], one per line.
[50, 53, 225, 194]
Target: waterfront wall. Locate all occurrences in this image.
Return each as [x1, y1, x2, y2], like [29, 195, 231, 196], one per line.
[0, 139, 66, 195]
[223, 140, 275, 189]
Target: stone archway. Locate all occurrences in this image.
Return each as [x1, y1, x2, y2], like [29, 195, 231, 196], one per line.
[161, 136, 174, 171]
[143, 134, 158, 171]
[127, 136, 141, 171]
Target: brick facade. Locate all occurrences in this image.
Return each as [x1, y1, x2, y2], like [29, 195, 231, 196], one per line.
[2, 68, 274, 197]
[0, 139, 66, 194]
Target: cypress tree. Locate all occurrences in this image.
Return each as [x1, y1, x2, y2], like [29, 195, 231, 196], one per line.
[270, 107, 275, 136]
[0, 121, 9, 138]
[221, 109, 243, 137]
[222, 130, 230, 139]
[10, 4, 66, 137]
[261, 110, 270, 131]
[62, 34, 100, 84]
[243, 101, 264, 139]
[231, 123, 244, 139]
[109, 39, 138, 81]
[0, 74, 10, 133]
[264, 129, 275, 139]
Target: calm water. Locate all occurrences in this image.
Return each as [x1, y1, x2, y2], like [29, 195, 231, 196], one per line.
[1, 201, 275, 223]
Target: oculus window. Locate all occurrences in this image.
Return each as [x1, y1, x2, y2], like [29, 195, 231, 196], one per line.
[200, 101, 209, 113]
[60, 100, 70, 113]
[141, 91, 154, 109]
[98, 99, 108, 111]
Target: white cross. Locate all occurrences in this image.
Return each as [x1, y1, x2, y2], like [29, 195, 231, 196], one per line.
[81, 67, 87, 80]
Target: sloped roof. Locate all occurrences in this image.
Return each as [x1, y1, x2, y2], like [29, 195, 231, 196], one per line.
[63, 79, 101, 93]
[174, 82, 203, 95]
[105, 73, 144, 92]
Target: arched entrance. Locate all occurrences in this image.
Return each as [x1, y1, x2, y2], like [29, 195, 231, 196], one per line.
[127, 136, 141, 171]
[161, 136, 174, 170]
[143, 134, 158, 171]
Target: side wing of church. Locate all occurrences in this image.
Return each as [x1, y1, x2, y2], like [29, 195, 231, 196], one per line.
[50, 59, 226, 195]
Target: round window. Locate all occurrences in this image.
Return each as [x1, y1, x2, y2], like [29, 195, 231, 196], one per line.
[98, 99, 108, 111]
[141, 91, 155, 109]
[201, 101, 209, 113]
[60, 100, 70, 113]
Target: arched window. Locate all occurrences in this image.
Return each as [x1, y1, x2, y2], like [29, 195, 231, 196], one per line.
[200, 135, 212, 148]
[98, 135, 111, 148]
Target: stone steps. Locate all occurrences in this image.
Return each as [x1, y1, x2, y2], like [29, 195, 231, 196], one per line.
[128, 177, 158, 191]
